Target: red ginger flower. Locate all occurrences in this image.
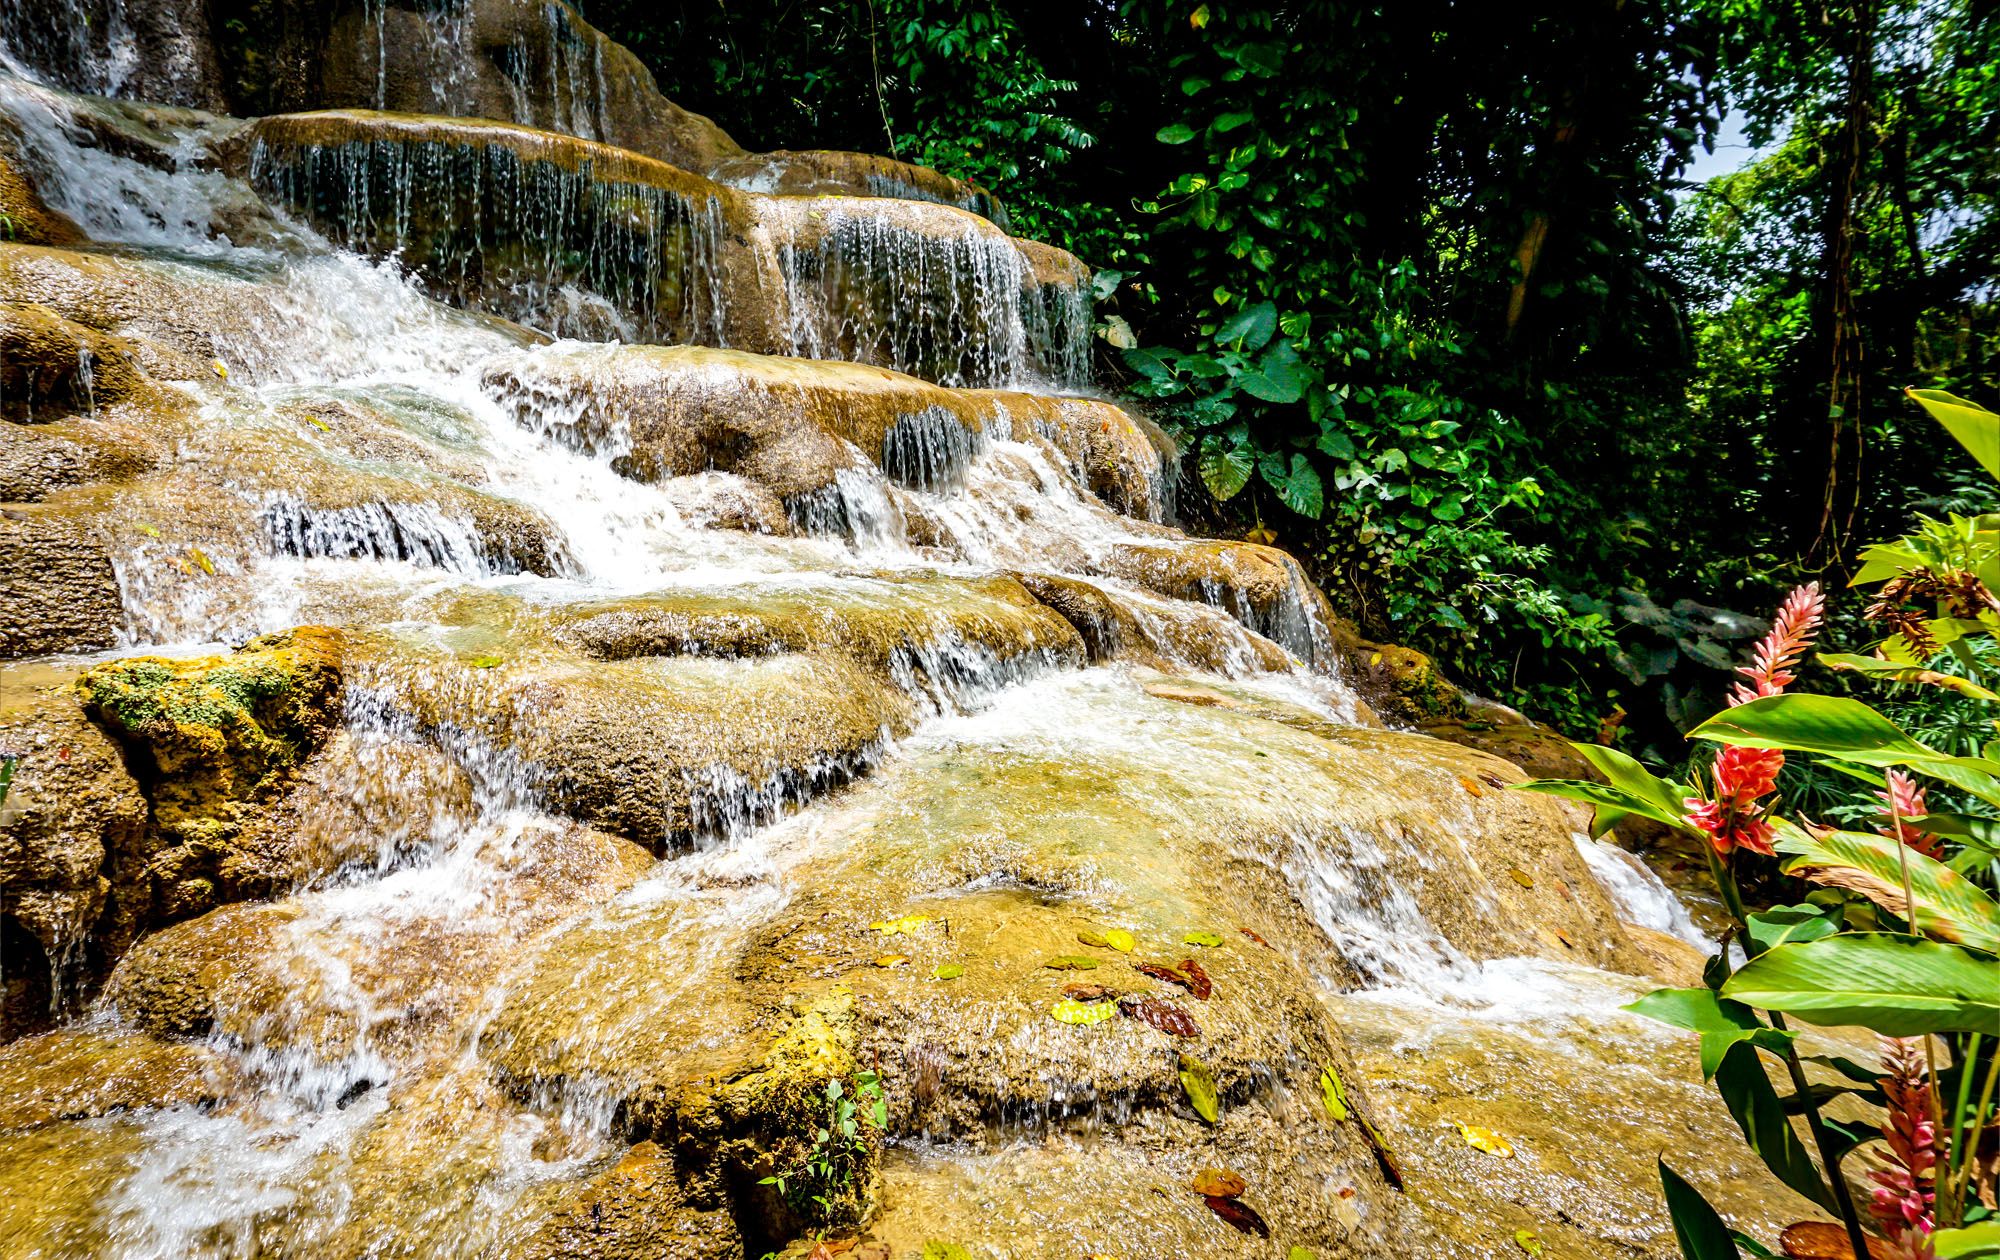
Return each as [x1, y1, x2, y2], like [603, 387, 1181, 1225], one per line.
[1878, 770, 1945, 859]
[1731, 582, 1826, 706]
[1685, 584, 1825, 854]
[1685, 744, 1785, 856]
[1869, 1037, 1939, 1246]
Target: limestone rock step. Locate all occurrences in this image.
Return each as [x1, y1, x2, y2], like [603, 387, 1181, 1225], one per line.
[239, 109, 1082, 387]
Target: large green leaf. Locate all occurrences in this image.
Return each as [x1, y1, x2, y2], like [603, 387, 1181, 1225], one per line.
[1514, 779, 1689, 838]
[1689, 694, 2000, 807]
[1933, 1221, 2000, 1259]
[1713, 1041, 1836, 1212]
[1197, 446, 1253, 500]
[1625, 987, 1794, 1080]
[1215, 301, 1278, 352]
[1658, 1161, 1741, 1260]
[1240, 341, 1308, 403]
[1514, 741, 1695, 838]
[1720, 933, 2000, 1036]
[1744, 904, 1839, 954]
[1775, 820, 2000, 953]
[1909, 388, 2000, 484]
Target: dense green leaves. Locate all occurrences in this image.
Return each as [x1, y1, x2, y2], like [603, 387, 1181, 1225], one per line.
[1720, 934, 2000, 1036]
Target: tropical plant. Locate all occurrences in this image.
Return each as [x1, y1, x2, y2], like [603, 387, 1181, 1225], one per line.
[759, 1070, 889, 1222]
[1518, 389, 2000, 1259]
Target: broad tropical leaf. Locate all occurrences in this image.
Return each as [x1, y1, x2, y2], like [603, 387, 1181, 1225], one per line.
[1720, 934, 2000, 1036]
[1689, 694, 2000, 807]
[1198, 446, 1253, 500]
[1515, 779, 1693, 839]
[1625, 987, 1794, 1080]
[1658, 1160, 1741, 1260]
[1932, 1221, 2000, 1259]
[1774, 821, 2000, 953]
[1744, 905, 1839, 954]
[1908, 388, 2000, 484]
[1713, 1041, 1836, 1212]
[1215, 301, 1277, 351]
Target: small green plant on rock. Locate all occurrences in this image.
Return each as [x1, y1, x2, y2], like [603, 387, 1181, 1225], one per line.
[760, 1070, 887, 1222]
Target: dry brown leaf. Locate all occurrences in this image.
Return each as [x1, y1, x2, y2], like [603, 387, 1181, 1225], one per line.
[1118, 994, 1200, 1037]
[1202, 1196, 1270, 1237]
[1779, 1221, 1895, 1259]
[1062, 983, 1115, 1002]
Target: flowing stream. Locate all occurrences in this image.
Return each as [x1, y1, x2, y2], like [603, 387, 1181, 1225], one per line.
[0, 9, 1837, 1258]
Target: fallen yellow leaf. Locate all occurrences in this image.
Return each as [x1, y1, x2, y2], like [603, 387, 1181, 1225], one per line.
[1456, 1122, 1514, 1157]
[870, 915, 930, 936]
[874, 954, 909, 968]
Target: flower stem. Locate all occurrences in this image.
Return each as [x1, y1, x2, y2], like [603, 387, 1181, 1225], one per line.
[1705, 846, 1873, 1256]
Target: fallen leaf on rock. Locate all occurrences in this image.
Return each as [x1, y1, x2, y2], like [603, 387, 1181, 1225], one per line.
[1050, 998, 1118, 1025]
[1455, 1122, 1514, 1157]
[1077, 929, 1110, 948]
[1779, 1221, 1895, 1259]
[1507, 868, 1535, 888]
[1176, 957, 1213, 999]
[1183, 929, 1223, 947]
[1179, 1053, 1219, 1124]
[1045, 955, 1100, 971]
[1337, 1186, 1355, 1199]
[1288, 1249, 1317, 1260]
[931, 964, 963, 980]
[874, 954, 909, 968]
[1319, 1065, 1349, 1121]
[1189, 1167, 1246, 1198]
[1358, 1113, 1405, 1191]
[188, 546, 215, 575]
[1062, 983, 1114, 1002]
[1512, 1228, 1545, 1256]
[871, 915, 931, 936]
[923, 1244, 973, 1260]
[1118, 994, 1199, 1037]
[1103, 928, 1136, 953]
[1137, 959, 1212, 1000]
[1458, 775, 1484, 797]
[1239, 927, 1271, 947]
[1202, 1196, 1269, 1237]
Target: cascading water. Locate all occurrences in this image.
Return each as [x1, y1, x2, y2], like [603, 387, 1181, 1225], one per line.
[0, 15, 1816, 1260]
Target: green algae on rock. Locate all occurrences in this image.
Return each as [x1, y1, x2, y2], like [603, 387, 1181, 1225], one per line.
[78, 628, 344, 917]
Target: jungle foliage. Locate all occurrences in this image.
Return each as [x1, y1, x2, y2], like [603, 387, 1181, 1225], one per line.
[583, 0, 2000, 747]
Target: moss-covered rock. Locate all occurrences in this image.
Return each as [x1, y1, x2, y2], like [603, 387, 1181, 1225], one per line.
[78, 627, 344, 917]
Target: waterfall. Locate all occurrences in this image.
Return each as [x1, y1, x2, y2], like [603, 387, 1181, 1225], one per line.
[0, 11, 1742, 1258]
